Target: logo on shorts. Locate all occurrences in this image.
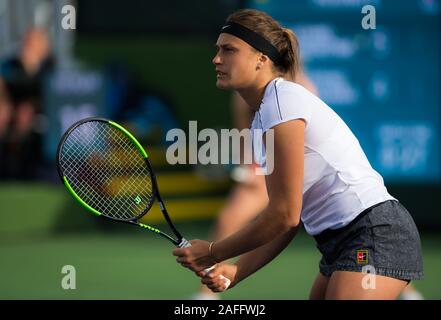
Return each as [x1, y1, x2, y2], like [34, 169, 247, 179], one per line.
[356, 250, 368, 264]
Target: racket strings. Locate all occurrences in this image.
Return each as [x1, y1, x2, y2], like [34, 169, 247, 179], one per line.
[60, 121, 154, 221]
[63, 123, 152, 220]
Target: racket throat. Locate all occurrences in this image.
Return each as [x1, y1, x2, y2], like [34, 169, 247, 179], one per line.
[177, 238, 191, 248]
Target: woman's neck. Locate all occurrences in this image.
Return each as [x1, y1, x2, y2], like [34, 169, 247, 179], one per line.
[237, 76, 280, 111]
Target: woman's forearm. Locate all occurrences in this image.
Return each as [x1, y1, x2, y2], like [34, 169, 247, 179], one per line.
[234, 226, 299, 285]
[212, 204, 300, 263]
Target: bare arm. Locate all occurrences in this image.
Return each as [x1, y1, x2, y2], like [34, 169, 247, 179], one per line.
[174, 119, 305, 271]
[234, 225, 299, 284]
[211, 119, 304, 262]
[200, 225, 299, 291]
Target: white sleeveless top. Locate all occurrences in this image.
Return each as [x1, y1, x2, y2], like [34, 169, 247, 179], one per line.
[251, 77, 395, 235]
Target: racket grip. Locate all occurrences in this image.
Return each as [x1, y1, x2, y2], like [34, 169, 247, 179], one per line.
[178, 238, 231, 291]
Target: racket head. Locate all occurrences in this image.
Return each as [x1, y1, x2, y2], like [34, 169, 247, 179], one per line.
[56, 117, 157, 222]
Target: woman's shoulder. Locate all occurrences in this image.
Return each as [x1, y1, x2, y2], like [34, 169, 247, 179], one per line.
[262, 77, 317, 109]
[258, 77, 314, 130]
[264, 77, 316, 104]
[276, 77, 310, 92]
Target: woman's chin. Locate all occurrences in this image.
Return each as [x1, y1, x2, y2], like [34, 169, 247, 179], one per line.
[216, 78, 232, 90]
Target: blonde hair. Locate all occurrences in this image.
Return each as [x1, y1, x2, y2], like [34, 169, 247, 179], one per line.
[226, 9, 302, 81]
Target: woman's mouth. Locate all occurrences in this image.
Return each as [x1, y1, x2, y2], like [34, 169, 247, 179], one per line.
[216, 71, 227, 78]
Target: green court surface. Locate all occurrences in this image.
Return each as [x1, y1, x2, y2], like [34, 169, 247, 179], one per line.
[1, 183, 440, 299]
[0, 230, 316, 299]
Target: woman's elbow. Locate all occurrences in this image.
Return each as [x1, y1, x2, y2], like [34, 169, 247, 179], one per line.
[280, 207, 301, 229]
[269, 199, 302, 229]
[285, 213, 301, 228]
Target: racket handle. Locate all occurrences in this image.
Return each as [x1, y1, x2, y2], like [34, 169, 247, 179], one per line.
[178, 238, 231, 291]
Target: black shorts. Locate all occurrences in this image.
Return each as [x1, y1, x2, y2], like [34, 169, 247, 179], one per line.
[313, 200, 424, 281]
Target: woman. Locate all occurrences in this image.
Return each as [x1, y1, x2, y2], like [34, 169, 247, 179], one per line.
[173, 9, 423, 299]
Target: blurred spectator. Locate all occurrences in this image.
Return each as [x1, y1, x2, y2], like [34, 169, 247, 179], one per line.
[0, 27, 55, 180]
[0, 79, 12, 138]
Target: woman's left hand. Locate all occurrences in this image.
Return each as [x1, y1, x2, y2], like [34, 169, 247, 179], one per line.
[172, 239, 216, 272]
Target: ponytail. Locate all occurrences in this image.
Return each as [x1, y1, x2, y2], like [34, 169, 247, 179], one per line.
[281, 28, 302, 82]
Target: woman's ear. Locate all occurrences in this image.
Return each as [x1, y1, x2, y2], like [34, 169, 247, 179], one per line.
[257, 54, 269, 69]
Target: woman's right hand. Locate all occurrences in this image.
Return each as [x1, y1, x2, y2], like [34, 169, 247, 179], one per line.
[198, 264, 238, 293]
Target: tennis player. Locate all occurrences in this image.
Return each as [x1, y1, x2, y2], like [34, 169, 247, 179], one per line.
[173, 9, 424, 299]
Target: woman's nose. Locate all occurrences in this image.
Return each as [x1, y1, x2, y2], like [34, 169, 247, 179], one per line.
[212, 53, 221, 65]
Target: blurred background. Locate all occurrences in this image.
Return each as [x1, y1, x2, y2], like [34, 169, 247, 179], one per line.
[0, 0, 440, 299]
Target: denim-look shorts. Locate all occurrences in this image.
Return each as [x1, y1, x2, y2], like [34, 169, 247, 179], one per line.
[313, 200, 424, 281]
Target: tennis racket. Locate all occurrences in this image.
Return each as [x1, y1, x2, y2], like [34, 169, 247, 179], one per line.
[56, 117, 230, 288]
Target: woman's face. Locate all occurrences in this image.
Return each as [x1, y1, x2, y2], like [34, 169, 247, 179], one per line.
[212, 33, 261, 90]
